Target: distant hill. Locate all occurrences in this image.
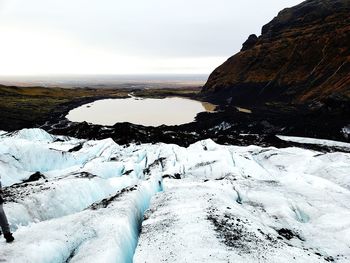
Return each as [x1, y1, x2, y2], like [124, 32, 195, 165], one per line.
[201, 0, 350, 107]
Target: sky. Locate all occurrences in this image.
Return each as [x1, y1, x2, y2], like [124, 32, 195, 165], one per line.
[0, 0, 303, 76]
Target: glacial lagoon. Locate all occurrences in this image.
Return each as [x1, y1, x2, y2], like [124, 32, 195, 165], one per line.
[66, 97, 215, 127]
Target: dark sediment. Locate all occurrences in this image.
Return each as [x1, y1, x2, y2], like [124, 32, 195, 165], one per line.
[41, 100, 349, 153]
[1, 84, 348, 152]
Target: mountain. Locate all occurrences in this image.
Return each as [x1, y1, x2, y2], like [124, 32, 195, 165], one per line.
[201, 0, 350, 106]
[1, 128, 350, 262]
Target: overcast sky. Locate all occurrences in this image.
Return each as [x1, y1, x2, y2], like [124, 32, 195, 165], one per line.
[0, 0, 303, 76]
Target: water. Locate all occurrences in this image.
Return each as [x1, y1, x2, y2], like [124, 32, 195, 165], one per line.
[66, 97, 214, 127]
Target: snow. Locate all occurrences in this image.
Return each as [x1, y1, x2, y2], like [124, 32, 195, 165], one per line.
[342, 125, 350, 139]
[135, 180, 332, 262]
[0, 129, 349, 262]
[11, 128, 56, 142]
[209, 121, 232, 131]
[277, 135, 350, 150]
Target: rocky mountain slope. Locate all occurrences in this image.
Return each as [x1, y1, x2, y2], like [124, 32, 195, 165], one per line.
[0, 129, 350, 262]
[201, 0, 350, 106]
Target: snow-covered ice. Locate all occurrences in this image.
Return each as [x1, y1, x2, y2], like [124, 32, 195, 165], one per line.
[0, 129, 349, 262]
[342, 125, 350, 139]
[277, 135, 350, 150]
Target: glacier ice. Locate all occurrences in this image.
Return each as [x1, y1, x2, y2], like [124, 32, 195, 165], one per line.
[0, 129, 349, 262]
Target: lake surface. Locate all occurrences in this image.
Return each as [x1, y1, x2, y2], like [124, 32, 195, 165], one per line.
[66, 97, 214, 126]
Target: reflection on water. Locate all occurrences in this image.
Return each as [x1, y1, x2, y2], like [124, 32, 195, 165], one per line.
[66, 97, 215, 127]
[201, 102, 217, 112]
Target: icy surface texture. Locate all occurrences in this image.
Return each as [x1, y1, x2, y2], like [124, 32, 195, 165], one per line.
[0, 129, 349, 262]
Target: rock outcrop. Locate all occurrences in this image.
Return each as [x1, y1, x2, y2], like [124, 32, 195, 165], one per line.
[201, 0, 350, 106]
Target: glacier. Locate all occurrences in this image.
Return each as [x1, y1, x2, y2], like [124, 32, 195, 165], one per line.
[0, 128, 349, 262]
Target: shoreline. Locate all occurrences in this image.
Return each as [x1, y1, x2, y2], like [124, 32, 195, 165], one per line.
[0, 85, 202, 132]
[1, 85, 349, 153]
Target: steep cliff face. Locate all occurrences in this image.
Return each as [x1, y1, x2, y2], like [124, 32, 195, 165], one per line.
[201, 0, 350, 106]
